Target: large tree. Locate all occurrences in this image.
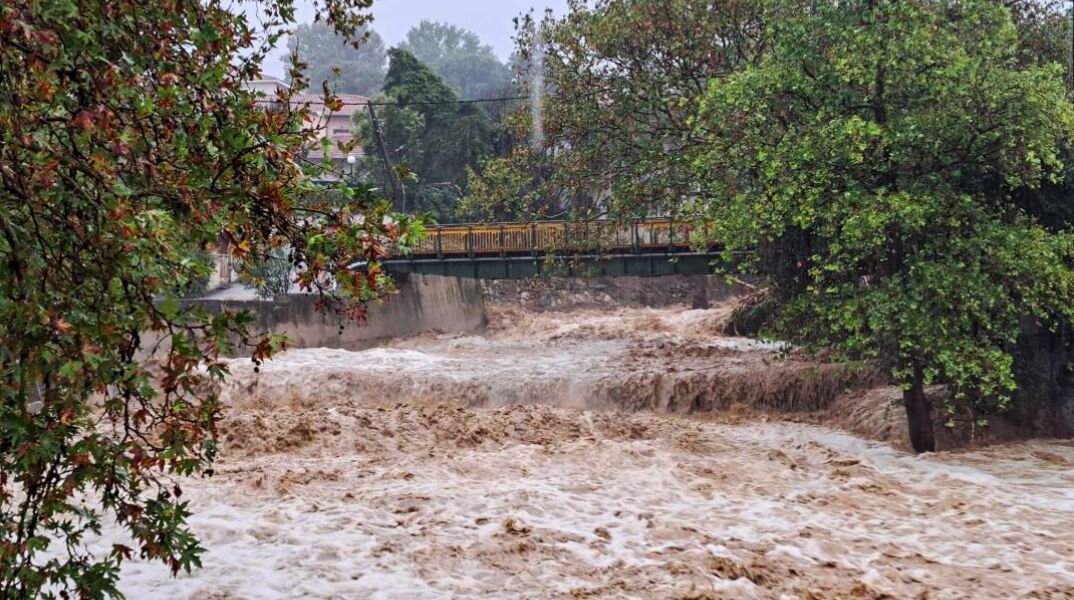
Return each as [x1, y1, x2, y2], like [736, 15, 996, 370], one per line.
[288, 21, 387, 96]
[360, 49, 495, 222]
[0, 0, 420, 596]
[461, 0, 767, 220]
[398, 20, 513, 101]
[692, 0, 1074, 452]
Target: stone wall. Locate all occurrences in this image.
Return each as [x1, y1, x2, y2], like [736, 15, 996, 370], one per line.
[481, 274, 752, 311]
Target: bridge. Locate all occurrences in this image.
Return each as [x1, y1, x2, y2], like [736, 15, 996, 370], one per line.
[383, 218, 723, 279]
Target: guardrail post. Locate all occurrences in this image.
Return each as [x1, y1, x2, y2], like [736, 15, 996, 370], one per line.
[632, 221, 640, 254]
[435, 226, 443, 260]
[499, 224, 506, 258]
[466, 226, 474, 258]
[531, 223, 538, 257]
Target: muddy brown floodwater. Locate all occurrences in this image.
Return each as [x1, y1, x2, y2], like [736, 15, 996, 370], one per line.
[97, 304, 1074, 599]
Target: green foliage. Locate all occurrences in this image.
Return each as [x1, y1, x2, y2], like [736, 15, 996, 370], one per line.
[244, 249, 294, 299]
[692, 0, 1074, 442]
[1008, 0, 1073, 81]
[288, 22, 386, 96]
[462, 0, 766, 220]
[461, 147, 551, 221]
[0, 0, 420, 596]
[399, 20, 513, 101]
[359, 50, 496, 222]
[1008, 0, 1074, 231]
[180, 251, 215, 299]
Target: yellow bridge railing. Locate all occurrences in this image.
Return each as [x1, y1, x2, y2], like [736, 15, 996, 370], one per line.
[413, 218, 708, 257]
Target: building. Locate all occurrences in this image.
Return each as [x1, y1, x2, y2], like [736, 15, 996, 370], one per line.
[291, 92, 369, 177]
[245, 78, 369, 179]
[245, 76, 289, 97]
[205, 79, 371, 293]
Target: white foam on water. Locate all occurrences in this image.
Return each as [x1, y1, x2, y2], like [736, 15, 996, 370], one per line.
[87, 415, 1074, 599]
[62, 305, 1074, 598]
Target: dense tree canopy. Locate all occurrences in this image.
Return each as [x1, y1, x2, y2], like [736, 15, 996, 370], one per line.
[461, 0, 767, 220]
[692, 0, 1074, 451]
[0, 0, 419, 596]
[360, 49, 496, 222]
[399, 20, 513, 102]
[288, 21, 387, 96]
[1008, 0, 1073, 80]
[462, 0, 1074, 452]
[1007, 0, 1074, 230]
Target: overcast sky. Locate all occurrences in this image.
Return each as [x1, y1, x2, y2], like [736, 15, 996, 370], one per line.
[261, 0, 570, 79]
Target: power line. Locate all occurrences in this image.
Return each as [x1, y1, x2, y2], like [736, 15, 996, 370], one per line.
[366, 95, 530, 107]
[255, 95, 531, 108]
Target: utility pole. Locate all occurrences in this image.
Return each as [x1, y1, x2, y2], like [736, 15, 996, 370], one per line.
[366, 103, 407, 213]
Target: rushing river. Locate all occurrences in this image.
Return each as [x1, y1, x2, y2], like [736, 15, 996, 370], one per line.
[97, 305, 1074, 599]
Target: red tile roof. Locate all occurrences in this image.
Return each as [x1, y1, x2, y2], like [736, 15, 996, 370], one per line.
[288, 93, 369, 117]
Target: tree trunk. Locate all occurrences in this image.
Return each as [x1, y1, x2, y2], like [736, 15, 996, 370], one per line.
[903, 367, 935, 453]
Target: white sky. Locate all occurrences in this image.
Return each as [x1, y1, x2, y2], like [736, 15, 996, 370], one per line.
[261, 0, 570, 79]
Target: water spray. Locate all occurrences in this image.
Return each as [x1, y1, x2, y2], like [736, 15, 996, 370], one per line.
[530, 30, 545, 151]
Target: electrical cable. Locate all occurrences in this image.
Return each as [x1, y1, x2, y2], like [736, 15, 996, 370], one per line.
[256, 95, 530, 108]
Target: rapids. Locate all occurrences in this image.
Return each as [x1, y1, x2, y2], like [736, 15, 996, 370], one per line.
[98, 304, 1074, 598]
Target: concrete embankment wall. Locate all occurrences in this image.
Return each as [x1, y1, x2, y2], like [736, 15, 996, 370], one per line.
[482, 274, 751, 311]
[195, 274, 485, 354]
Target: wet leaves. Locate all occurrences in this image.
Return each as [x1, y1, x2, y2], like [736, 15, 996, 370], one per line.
[0, 0, 409, 595]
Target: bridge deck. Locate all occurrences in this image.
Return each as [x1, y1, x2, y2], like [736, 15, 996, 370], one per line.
[387, 219, 722, 279]
[412, 218, 709, 257]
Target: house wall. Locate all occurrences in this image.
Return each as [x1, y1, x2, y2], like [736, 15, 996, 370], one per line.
[326, 114, 354, 137]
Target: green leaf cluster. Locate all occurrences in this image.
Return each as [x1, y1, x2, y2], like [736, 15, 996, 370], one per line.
[462, 0, 767, 221]
[0, 0, 422, 596]
[691, 0, 1074, 446]
[357, 49, 497, 223]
